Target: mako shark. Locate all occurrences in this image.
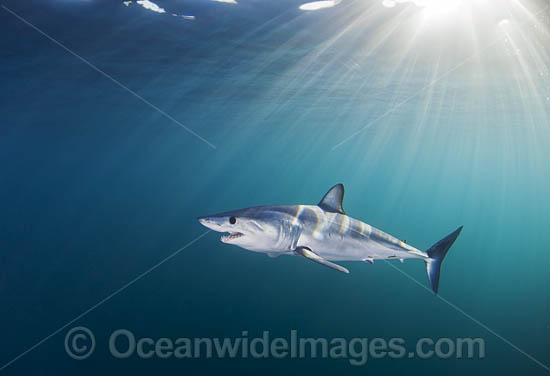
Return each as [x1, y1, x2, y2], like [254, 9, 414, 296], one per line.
[198, 184, 462, 294]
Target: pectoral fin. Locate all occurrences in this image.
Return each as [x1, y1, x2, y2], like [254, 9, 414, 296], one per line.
[294, 246, 349, 274]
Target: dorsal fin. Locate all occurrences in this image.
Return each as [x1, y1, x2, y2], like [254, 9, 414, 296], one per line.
[318, 184, 345, 214]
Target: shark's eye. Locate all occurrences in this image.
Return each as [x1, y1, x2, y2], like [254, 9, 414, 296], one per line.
[229, 216, 236, 224]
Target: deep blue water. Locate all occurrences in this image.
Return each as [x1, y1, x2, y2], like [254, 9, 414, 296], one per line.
[1, 0, 549, 374]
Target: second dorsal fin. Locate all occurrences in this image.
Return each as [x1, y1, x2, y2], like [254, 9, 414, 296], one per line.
[318, 184, 345, 214]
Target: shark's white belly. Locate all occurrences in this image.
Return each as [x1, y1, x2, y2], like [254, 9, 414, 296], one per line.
[296, 233, 422, 261]
[298, 235, 414, 261]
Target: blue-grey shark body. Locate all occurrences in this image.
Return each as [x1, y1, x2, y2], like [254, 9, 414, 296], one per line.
[198, 184, 462, 294]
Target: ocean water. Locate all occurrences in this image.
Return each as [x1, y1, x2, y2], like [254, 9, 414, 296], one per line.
[1, 0, 549, 374]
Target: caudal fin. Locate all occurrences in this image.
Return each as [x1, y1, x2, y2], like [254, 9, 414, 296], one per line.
[425, 226, 463, 295]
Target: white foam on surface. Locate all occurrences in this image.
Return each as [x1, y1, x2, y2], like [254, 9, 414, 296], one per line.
[299, 0, 341, 11]
[212, 0, 238, 4]
[136, 0, 166, 13]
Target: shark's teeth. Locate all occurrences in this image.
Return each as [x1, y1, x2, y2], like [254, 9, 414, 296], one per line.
[221, 232, 244, 242]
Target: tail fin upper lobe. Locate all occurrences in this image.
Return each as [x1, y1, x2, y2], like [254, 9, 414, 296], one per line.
[425, 226, 463, 295]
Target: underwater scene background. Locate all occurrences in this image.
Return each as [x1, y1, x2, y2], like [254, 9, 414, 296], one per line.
[0, 0, 549, 374]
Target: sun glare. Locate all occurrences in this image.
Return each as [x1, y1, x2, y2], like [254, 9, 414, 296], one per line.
[280, 0, 549, 154]
[421, 0, 462, 17]
[383, 0, 463, 19]
[382, 0, 462, 10]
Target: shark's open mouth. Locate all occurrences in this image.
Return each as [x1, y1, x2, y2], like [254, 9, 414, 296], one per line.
[221, 232, 244, 242]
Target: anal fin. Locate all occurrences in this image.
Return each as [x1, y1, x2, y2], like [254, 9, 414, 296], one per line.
[294, 246, 349, 274]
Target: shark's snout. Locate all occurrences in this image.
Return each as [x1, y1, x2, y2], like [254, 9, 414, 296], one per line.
[197, 216, 218, 231]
